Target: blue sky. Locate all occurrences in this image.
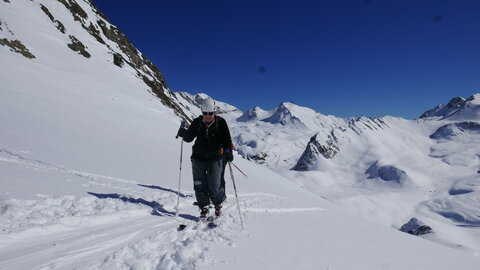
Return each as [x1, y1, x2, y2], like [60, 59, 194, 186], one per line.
[93, 0, 480, 119]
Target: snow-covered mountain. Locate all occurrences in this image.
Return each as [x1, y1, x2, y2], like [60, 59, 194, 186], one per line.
[234, 102, 345, 170]
[0, 0, 192, 122]
[237, 106, 274, 122]
[420, 94, 480, 120]
[175, 91, 243, 122]
[1, 1, 480, 269]
[282, 94, 480, 254]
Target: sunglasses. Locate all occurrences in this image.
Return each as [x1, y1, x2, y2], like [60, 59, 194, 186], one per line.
[202, 112, 215, 116]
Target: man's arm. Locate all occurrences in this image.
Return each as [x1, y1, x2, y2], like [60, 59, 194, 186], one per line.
[177, 118, 198, 142]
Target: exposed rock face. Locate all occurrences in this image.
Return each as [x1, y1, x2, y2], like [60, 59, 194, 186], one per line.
[40, 4, 66, 34]
[447, 97, 467, 109]
[262, 102, 305, 127]
[293, 132, 339, 171]
[365, 161, 407, 183]
[400, 218, 433, 236]
[420, 94, 480, 120]
[67, 35, 91, 58]
[39, 0, 192, 122]
[347, 116, 388, 135]
[291, 116, 389, 171]
[0, 38, 35, 59]
[246, 152, 268, 164]
[0, 15, 35, 59]
[420, 97, 466, 118]
[430, 122, 480, 140]
[237, 107, 263, 122]
[58, 0, 88, 23]
[113, 52, 124, 67]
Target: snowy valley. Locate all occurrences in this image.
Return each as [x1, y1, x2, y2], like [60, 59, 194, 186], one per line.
[1, 0, 480, 269]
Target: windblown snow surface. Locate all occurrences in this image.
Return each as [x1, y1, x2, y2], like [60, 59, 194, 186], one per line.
[1, 0, 479, 269]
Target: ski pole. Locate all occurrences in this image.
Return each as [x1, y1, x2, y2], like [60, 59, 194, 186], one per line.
[175, 139, 187, 231]
[228, 162, 244, 230]
[175, 121, 187, 230]
[175, 139, 184, 218]
[230, 162, 247, 178]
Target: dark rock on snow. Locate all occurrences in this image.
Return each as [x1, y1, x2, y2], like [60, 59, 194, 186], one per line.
[400, 218, 433, 236]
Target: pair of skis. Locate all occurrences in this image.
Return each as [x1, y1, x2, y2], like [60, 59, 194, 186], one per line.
[176, 213, 219, 231]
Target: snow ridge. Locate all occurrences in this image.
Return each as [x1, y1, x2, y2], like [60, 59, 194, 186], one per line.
[420, 94, 480, 120]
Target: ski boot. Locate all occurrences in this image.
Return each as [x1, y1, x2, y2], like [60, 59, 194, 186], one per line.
[214, 204, 222, 217]
[199, 206, 209, 221]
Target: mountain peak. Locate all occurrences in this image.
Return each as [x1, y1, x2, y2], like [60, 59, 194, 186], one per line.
[419, 93, 480, 120]
[237, 106, 269, 122]
[446, 96, 466, 109]
[261, 102, 312, 127]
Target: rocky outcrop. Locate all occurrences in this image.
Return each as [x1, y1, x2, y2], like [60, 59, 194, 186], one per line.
[245, 152, 268, 164]
[238, 107, 262, 122]
[67, 35, 90, 58]
[0, 38, 35, 59]
[291, 116, 390, 171]
[348, 116, 388, 135]
[40, 4, 66, 34]
[365, 161, 407, 183]
[430, 121, 480, 140]
[0, 17, 34, 59]
[58, 0, 88, 23]
[262, 102, 305, 127]
[292, 132, 339, 171]
[400, 218, 433, 236]
[420, 96, 465, 118]
[113, 52, 124, 67]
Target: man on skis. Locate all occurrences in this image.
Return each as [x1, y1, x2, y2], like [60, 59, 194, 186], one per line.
[177, 97, 234, 220]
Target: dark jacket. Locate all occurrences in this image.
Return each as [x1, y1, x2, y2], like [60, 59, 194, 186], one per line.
[182, 116, 232, 161]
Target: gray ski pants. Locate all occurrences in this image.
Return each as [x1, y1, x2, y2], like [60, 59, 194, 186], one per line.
[191, 159, 226, 209]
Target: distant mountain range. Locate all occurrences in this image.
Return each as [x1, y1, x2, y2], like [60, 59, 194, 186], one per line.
[178, 92, 479, 174]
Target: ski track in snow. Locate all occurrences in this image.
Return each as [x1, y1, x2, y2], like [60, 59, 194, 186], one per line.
[0, 149, 326, 269]
[0, 215, 176, 270]
[0, 149, 138, 185]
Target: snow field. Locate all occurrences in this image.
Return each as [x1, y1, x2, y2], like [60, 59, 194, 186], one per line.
[2, 0, 480, 268]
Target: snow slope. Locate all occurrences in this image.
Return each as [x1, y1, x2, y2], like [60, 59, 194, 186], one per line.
[1, 0, 480, 269]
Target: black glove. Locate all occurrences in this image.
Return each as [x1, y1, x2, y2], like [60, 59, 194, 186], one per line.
[176, 127, 187, 138]
[224, 148, 233, 162]
[176, 121, 187, 138]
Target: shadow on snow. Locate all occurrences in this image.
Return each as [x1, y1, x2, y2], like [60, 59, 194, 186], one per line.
[87, 192, 198, 222]
[137, 184, 191, 198]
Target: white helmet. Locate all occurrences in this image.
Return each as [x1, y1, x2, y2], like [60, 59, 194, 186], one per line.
[200, 97, 216, 112]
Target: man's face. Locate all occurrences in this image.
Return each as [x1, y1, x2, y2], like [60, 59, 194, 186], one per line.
[202, 112, 215, 123]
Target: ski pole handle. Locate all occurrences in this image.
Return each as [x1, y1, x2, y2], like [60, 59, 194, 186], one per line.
[176, 121, 187, 139]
